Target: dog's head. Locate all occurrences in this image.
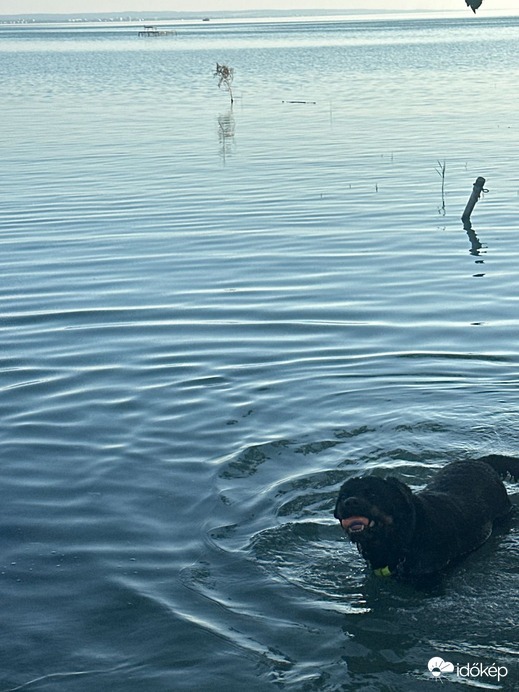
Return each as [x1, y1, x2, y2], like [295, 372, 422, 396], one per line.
[333, 475, 416, 554]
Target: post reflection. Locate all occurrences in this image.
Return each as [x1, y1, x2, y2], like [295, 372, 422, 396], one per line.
[463, 219, 487, 258]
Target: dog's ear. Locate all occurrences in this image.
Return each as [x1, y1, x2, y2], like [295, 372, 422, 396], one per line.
[384, 476, 416, 539]
[385, 476, 412, 496]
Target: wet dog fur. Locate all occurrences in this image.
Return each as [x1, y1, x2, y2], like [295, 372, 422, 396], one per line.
[334, 455, 519, 579]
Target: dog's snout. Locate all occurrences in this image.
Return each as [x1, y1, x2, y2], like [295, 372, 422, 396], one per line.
[335, 495, 369, 519]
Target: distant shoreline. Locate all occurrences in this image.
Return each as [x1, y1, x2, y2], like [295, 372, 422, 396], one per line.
[0, 8, 478, 24]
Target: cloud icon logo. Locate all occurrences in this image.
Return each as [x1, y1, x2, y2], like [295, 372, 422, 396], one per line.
[428, 657, 455, 678]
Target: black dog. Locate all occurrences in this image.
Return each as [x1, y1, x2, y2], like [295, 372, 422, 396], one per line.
[334, 455, 519, 579]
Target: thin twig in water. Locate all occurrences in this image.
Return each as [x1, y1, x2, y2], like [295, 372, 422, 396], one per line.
[435, 159, 446, 215]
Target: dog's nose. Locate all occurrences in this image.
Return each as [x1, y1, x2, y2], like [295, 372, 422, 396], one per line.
[336, 496, 369, 518]
[341, 495, 361, 510]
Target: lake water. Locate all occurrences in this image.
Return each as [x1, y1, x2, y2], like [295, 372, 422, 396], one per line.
[1, 12, 519, 691]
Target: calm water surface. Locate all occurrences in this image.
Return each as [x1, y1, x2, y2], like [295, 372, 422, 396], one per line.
[1, 13, 519, 691]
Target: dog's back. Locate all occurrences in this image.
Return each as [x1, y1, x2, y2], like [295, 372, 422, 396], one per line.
[422, 457, 513, 522]
[394, 457, 515, 576]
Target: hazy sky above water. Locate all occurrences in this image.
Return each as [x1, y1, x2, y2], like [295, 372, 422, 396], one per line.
[2, 0, 518, 15]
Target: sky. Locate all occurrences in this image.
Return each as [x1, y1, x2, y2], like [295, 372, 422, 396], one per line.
[1, 0, 518, 15]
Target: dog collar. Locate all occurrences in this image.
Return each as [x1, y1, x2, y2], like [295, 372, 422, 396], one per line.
[374, 566, 392, 577]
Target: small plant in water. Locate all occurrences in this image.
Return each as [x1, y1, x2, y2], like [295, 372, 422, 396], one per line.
[214, 63, 234, 104]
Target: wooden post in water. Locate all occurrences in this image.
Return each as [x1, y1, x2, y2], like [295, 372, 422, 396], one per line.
[461, 176, 486, 228]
